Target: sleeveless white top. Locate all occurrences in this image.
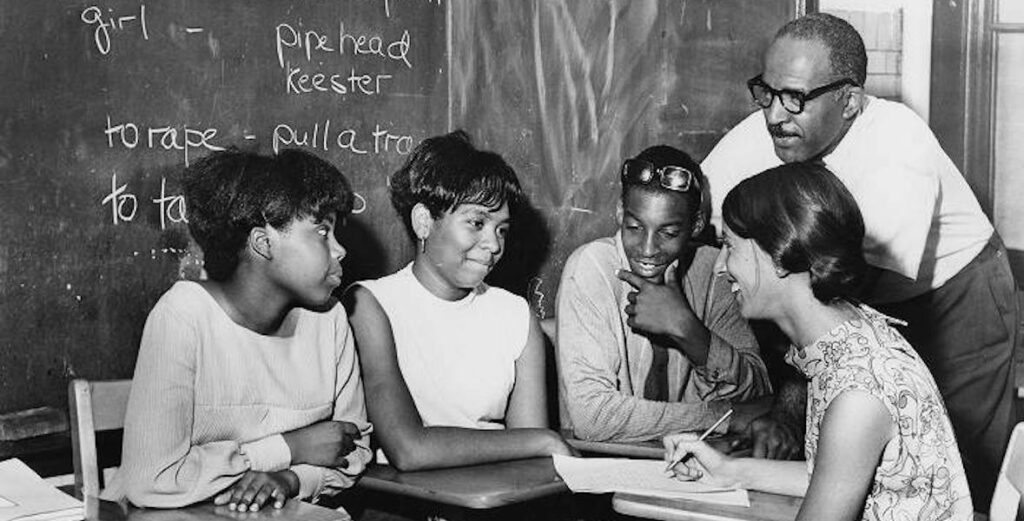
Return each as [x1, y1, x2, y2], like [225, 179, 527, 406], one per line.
[359, 264, 530, 430]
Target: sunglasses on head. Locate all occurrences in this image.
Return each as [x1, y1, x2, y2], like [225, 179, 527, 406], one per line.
[621, 159, 702, 197]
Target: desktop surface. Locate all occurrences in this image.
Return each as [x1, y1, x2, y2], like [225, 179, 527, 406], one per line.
[613, 490, 802, 521]
[357, 457, 568, 509]
[84, 497, 347, 521]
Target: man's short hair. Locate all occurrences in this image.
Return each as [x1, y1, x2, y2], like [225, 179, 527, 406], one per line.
[775, 12, 867, 86]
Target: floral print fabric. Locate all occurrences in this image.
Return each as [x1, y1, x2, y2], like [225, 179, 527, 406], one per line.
[786, 304, 973, 520]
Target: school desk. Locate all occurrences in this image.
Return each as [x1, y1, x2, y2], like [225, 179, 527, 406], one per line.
[612, 490, 802, 521]
[564, 435, 663, 459]
[356, 457, 569, 510]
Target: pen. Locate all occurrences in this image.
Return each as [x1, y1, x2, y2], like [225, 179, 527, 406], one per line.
[664, 408, 734, 472]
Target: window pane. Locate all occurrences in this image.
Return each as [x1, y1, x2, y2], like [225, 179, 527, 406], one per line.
[998, 0, 1024, 23]
[993, 33, 1024, 250]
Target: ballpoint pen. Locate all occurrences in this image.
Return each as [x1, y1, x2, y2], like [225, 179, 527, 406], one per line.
[664, 408, 734, 472]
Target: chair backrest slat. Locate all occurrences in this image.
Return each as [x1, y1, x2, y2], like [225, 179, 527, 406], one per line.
[68, 378, 131, 501]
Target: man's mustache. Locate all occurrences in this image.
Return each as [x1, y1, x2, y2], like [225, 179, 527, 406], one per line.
[768, 123, 798, 138]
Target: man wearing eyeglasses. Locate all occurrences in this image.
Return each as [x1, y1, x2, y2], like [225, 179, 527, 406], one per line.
[701, 12, 1016, 506]
[556, 145, 777, 448]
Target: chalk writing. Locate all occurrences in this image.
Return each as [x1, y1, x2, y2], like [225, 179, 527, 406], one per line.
[102, 170, 367, 228]
[275, 20, 410, 98]
[352, 193, 367, 215]
[81, 4, 149, 55]
[152, 178, 188, 230]
[275, 22, 412, 69]
[284, 65, 392, 95]
[104, 115, 225, 166]
[376, 0, 444, 19]
[102, 174, 186, 230]
[272, 121, 412, 155]
[101, 173, 138, 224]
[529, 277, 547, 319]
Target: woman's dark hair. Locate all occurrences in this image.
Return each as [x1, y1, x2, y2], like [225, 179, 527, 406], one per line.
[389, 130, 523, 240]
[183, 148, 353, 281]
[721, 162, 866, 303]
[622, 145, 704, 228]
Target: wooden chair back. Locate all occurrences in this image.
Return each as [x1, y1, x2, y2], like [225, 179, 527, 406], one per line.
[67, 378, 131, 499]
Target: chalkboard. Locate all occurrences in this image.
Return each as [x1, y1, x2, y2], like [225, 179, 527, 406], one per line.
[0, 0, 799, 417]
[451, 0, 799, 315]
[0, 0, 447, 413]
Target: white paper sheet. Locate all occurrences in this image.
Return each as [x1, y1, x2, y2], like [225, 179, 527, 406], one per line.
[553, 454, 750, 507]
[0, 458, 83, 521]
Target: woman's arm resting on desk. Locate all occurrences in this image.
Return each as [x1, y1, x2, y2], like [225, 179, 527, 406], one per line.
[664, 432, 808, 496]
[346, 286, 572, 472]
[667, 390, 892, 520]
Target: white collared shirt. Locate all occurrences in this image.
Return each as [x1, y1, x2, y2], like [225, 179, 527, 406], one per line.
[702, 96, 992, 302]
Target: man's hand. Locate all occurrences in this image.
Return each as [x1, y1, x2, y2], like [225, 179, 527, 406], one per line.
[744, 414, 802, 460]
[282, 420, 361, 468]
[727, 396, 772, 434]
[214, 470, 299, 512]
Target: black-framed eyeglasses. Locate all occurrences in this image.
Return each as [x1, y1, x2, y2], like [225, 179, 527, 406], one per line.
[747, 74, 859, 115]
[621, 159, 701, 199]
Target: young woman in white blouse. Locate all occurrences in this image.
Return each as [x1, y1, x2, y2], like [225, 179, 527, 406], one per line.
[346, 130, 573, 471]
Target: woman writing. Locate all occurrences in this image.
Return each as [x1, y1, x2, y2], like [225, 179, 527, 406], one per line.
[665, 163, 972, 520]
[346, 131, 573, 471]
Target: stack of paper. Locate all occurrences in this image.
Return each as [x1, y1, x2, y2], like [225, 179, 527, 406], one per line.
[553, 454, 750, 507]
[0, 458, 83, 521]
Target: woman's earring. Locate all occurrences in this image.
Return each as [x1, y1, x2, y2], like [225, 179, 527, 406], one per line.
[419, 237, 426, 254]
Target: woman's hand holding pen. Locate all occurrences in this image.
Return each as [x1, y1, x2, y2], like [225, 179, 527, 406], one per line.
[663, 433, 741, 488]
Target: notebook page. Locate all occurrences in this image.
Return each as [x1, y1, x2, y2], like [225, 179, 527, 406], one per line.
[553, 454, 750, 507]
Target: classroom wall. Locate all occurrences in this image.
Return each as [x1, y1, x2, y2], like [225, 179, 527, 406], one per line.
[0, 0, 799, 420]
[450, 0, 799, 315]
[0, 0, 447, 415]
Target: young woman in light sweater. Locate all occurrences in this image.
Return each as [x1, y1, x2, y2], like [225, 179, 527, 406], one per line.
[103, 149, 372, 515]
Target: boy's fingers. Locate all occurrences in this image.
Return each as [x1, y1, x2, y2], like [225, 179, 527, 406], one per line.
[616, 270, 647, 289]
